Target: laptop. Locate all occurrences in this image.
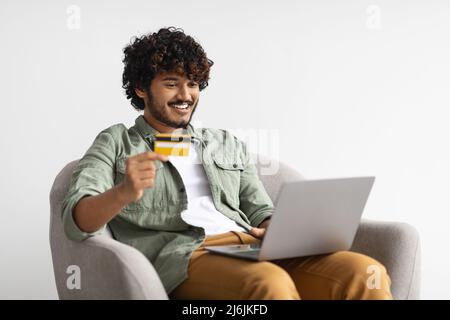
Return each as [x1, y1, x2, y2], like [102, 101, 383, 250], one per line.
[205, 176, 375, 261]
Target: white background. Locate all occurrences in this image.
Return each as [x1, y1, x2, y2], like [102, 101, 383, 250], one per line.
[0, 0, 448, 299]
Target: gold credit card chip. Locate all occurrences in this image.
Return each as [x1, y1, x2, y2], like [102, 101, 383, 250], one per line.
[154, 133, 191, 156]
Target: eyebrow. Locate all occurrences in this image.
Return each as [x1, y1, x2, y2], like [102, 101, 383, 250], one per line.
[161, 76, 197, 83]
[162, 76, 180, 81]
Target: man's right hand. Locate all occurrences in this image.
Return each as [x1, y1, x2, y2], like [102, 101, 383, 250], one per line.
[118, 151, 169, 204]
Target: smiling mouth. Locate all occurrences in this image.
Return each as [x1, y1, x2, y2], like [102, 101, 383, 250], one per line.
[169, 102, 191, 110]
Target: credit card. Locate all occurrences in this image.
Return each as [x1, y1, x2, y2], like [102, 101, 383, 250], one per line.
[154, 133, 191, 156]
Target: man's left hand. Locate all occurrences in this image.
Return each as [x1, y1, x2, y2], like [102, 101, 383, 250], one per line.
[249, 227, 266, 239]
[249, 218, 271, 239]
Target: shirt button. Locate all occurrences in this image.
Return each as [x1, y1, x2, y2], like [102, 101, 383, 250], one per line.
[180, 187, 185, 192]
[233, 164, 237, 168]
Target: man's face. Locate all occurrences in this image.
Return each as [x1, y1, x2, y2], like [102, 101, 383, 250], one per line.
[141, 71, 200, 130]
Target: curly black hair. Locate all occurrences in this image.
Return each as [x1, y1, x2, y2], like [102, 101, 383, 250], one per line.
[122, 27, 214, 111]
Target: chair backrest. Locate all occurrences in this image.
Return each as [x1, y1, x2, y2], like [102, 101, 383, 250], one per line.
[49, 155, 304, 296]
[49, 159, 114, 241]
[49, 160, 79, 299]
[252, 153, 304, 204]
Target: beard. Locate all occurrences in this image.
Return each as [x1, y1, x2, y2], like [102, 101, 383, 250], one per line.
[146, 91, 198, 129]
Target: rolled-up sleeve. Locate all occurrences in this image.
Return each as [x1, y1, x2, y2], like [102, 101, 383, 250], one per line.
[238, 141, 274, 227]
[61, 130, 117, 242]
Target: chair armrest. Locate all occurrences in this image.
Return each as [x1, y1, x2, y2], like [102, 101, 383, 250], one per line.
[350, 219, 421, 300]
[55, 235, 168, 300]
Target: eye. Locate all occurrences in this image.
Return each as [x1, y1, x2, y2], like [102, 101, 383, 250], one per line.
[189, 82, 199, 88]
[165, 82, 176, 88]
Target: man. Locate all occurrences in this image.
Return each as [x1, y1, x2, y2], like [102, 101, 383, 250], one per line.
[62, 27, 392, 299]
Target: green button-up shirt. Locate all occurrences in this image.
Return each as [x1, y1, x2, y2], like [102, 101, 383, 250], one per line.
[62, 115, 274, 293]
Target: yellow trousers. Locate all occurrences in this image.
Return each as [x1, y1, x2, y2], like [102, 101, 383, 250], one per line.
[170, 231, 392, 300]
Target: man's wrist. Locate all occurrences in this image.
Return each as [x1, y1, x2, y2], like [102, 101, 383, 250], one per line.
[115, 183, 133, 207]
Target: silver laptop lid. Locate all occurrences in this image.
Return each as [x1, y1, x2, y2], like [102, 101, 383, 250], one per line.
[259, 177, 375, 260]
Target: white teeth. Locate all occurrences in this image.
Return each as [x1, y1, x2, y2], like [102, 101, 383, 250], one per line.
[172, 103, 189, 109]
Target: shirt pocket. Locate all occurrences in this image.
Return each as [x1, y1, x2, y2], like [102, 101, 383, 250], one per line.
[212, 156, 245, 207]
[114, 156, 165, 212]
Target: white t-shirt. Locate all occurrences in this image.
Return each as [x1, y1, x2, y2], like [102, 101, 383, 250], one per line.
[168, 143, 246, 236]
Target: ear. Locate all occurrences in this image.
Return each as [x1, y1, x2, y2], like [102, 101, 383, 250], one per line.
[135, 87, 147, 98]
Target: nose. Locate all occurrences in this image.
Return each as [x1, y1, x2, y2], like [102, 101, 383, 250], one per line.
[176, 84, 192, 102]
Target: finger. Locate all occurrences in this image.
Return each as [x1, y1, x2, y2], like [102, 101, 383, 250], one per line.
[135, 161, 156, 171]
[260, 228, 266, 238]
[250, 228, 266, 239]
[140, 178, 155, 188]
[138, 171, 155, 180]
[249, 228, 260, 237]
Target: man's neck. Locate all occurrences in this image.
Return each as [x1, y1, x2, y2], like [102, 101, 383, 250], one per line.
[143, 111, 178, 133]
